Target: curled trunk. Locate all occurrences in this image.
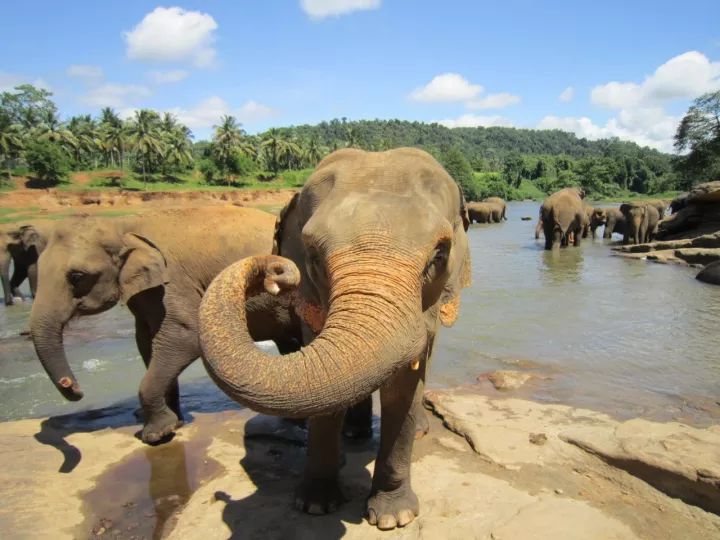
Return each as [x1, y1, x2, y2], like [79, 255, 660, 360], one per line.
[199, 255, 424, 418]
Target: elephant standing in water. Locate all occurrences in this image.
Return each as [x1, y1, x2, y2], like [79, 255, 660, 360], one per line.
[467, 201, 497, 223]
[620, 202, 660, 245]
[539, 187, 585, 250]
[0, 223, 50, 305]
[483, 197, 507, 220]
[600, 207, 626, 239]
[198, 148, 472, 530]
[29, 207, 295, 444]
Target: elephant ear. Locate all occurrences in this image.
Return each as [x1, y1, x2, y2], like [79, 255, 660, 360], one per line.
[458, 191, 470, 232]
[118, 233, 169, 302]
[272, 192, 300, 255]
[18, 225, 46, 255]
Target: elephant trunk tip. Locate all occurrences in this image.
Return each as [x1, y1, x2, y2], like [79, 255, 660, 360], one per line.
[57, 376, 84, 401]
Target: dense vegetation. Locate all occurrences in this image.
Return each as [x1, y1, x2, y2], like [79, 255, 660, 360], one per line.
[2, 84, 717, 200]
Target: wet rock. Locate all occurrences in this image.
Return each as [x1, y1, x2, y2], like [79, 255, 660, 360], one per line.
[530, 433, 548, 445]
[521, 216, 533, 221]
[696, 260, 720, 285]
[484, 370, 533, 390]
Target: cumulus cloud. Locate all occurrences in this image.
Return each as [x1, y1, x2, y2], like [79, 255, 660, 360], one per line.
[67, 65, 104, 83]
[170, 96, 278, 130]
[559, 86, 574, 102]
[537, 107, 679, 152]
[467, 92, 521, 109]
[81, 84, 151, 108]
[410, 73, 483, 103]
[436, 114, 513, 129]
[591, 51, 720, 109]
[124, 7, 218, 68]
[148, 70, 189, 84]
[301, 0, 381, 19]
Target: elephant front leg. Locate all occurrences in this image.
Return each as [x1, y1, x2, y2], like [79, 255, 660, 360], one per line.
[367, 366, 422, 530]
[295, 412, 345, 514]
[1, 259, 13, 305]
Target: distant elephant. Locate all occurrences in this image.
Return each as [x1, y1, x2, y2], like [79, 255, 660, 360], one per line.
[198, 148, 472, 530]
[467, 201, 496, 223]
[483, 197, 507, 220]
[581, 202, 595, 239]
[0, 223, 50, 305]
[643, 199, 668, 220]
[534, 208, 543, 239]
[620, 202, 660, 245]
[601, 207, 626, 239]
[539, 187, 585, 250]
[29, 207, 292, 444]
[696, 261, 720, 285]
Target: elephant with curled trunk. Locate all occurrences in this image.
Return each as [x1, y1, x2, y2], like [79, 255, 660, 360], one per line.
[198, 148, 472, 530]
[29, 207, 293, 444]
[1, 223, 50, 305]
[620, 202, 660, 245]
[539, 187, 585, 250]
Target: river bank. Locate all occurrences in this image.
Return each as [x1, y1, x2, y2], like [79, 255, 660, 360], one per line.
[0, 387, 717, 539]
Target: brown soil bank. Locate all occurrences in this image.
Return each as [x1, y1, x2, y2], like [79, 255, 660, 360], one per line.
[0, 389, 718, 539]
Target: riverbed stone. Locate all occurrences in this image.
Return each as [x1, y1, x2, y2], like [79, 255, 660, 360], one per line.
[483, 370, 534, 390]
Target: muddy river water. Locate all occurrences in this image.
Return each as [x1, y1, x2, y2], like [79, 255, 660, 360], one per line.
[1, 201, 719, 426]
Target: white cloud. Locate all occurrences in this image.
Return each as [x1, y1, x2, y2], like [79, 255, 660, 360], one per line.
[301, 0, 381, 19]
[410, 73, 483, 103]
[559, 86, 574, 102]
[170, 96, 278, 130]
[124, 7, 218, 68]
[66, 65, 103, 83]
[0, 72, 51, 92]
[591, 51, 720, 109]
[436, 114, 513, 129]
[537, 107, 679, 152]
[81, 84, 151, 108]
[467, 92, 521, 109]
[148, 70, 189, 84]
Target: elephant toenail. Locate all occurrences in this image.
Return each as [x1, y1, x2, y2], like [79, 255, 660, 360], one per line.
[378, 515, 397, 530]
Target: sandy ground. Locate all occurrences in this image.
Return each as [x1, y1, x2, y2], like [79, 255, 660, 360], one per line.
[0, 387, 718, 540]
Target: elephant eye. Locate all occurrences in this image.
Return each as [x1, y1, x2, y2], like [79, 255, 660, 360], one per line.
[68, 271, 86, 286]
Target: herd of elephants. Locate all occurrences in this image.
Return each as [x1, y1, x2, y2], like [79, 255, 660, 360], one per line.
[0, 148, 688, 531]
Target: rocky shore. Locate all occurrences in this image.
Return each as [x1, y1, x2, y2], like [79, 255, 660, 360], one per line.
[0, 388, 718, 539]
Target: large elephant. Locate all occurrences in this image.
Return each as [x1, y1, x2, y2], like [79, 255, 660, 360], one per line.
[29, 206, 291, 444]
[620, 202, 660, 245]
[539, 187, 585, 250]
[198, 148, 471, 530]
[0, 222, 49, 305]
[601, 207, 626, 239]
[483, 197, 507, 220]
[467, 201, 496, 223]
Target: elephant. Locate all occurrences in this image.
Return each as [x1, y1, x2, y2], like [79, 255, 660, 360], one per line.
[580, 202, 596, 239]
[29, 206, 295, 444]
[197, 148, 472, 530]
[467, 201, 497, 223]
[0, 222, 50, 305]
[482, 197, 507, 220]
[539, 187, 585, 250]
[696, 261, 720, 285]
[601, 207, 626, 239]
[620, 202, 660, 245]
[643, 199, 668, 220]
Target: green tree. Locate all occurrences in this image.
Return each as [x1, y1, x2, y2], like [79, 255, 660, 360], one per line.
[304, 136, 324, 166]
[441, 147, 477, 200]
[674, 90, 720, 187]
[0, 84, 58, 129]
[25, 140, 71, 183]
[126, 109, 164, 187]
[502, 152, 524, 188]
[0, 121, 24, 183]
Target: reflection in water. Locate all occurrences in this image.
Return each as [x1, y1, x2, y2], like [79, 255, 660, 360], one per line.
[540, 247, 584, 285]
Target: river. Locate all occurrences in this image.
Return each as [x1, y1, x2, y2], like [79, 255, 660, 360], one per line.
[1, 201, 718, 426]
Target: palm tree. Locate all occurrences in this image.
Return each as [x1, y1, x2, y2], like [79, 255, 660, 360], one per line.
[68, 115, 101, 168]
[163, 127, 194, 172]
[126, 110, 164, 188]
[0, 122, 24, 184]
[99, 122, 126, 169]
[304, 137, 323, 167]
[100, 107, 122, 128]
[211, 115, 256, 183]
[34, 111, 78, 155]
[279, 138, 303, 170]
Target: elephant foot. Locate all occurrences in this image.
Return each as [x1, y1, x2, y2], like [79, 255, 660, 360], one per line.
[141, 408, 182, 445]
[294, 477, 345, 515]
[367, 484, 419, 530]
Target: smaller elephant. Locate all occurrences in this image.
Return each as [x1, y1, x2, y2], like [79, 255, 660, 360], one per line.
[696, 261, 720, 285]
[483, 197, 507, 220]
[600, 208, 626, 239]
[467, 201, 497, 223]
[0, 223, 49, 305]
[620, 202, 660, 245]
[643, 199, 668, 220]
[580, 202, 596, 239]
[539, 187, 585, 250]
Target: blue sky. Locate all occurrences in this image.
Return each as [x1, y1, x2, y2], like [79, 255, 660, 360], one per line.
[1, 0, 719, 150]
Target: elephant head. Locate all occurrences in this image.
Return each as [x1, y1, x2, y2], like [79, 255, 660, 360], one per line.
[591, 209, 607, 229]
[30, 220, 168, 401]
[619, 203, 647, 244]
[199, 148, 471, 417]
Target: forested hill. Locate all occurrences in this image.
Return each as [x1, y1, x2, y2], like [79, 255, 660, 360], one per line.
[271, 119, 669, 166]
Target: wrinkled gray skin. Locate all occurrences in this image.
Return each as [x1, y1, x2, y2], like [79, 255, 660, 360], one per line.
[601, 208, 627, 239]
[29, 207, 296, 444]
[467, 201, 497, 223]
[0, 223, 49, 305]
[696, 261, 720, 285]
[198, 148, 472, 530]
[540, 187, 585, 250]
[620, 203, 660, 245]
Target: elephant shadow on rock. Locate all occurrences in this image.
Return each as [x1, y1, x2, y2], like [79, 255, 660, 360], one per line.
[214, 414, 377, 540]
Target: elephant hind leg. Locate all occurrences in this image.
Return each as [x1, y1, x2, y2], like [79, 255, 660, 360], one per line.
[344, 396, 373, 439]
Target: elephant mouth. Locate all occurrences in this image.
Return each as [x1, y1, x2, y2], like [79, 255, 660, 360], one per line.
[57, 377, 84, 401]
